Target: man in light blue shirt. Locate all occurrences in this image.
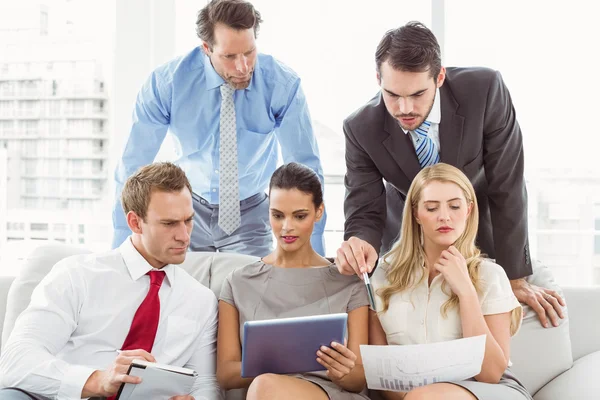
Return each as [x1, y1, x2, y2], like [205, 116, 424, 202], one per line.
[113, 0, 326, 256]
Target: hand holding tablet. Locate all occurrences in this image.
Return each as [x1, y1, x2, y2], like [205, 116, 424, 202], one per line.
[241, 313, 349, 377]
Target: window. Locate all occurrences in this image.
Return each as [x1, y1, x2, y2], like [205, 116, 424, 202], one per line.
[40, 10, 48, 36]
[53, 223, 66, 233]
[70, 180, 84, 195]
[0, 81, 14, 96]
[30, 223, 49, 232]
[0, 101, 12, 117]
[47, 100, 61, 115]
[66, 100, 85, 115]
[47, 120, 62, 136]
[23, 160, 38, 175]
[69, 160, 85, 176]
[23, 179, 38, 195]
[0, 121, 13, 137]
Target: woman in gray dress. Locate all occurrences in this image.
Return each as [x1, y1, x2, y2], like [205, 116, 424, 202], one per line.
[369, 163, 533, 400]
[217, 162, 370, 400]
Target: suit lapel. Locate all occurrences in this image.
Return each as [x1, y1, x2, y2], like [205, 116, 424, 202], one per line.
[438, 85, 465, 166]
[383, 107, 420, 181]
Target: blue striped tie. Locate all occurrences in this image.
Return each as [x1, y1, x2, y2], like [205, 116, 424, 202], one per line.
[414, 121, 440, 168]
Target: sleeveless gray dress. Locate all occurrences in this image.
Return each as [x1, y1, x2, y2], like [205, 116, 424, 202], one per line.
[219, 260, 371, 399]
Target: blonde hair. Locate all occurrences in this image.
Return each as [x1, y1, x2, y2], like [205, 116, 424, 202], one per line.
[378, 163, 520, 335]
[121, 162, 192, 221]
[379, 163, 482, 316]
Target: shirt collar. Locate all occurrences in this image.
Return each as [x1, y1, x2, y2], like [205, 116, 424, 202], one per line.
[401, 87, 442, 134]
[203, 51, 257, 92]
[119, 236, 175, 287]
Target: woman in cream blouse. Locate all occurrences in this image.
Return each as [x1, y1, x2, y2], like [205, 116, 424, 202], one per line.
[369, 163, 532, 400]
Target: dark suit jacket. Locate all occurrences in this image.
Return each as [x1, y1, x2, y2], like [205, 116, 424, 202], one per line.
[343, 67, 532, 280]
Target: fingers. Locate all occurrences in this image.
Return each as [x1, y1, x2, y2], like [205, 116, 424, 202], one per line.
[169, 396, 194, 400]
[446, 246, 461, 257]
[316, 344, 356, 379]
[538, 294, 560, 327]
[364, 242, 378, 274]
[336, 237, 377, 276]
[348, 237, 369, 274]
[524, 292, 550, 328]
[317, 344, 356, 368]
[432, 261, 444, 273]
[329, 342, 357, 360]
[543, 291, 564, 319]
[117, 373, 142, 385]
[337, 245, 361, 276]
[544, 289, 566, 307]
[117, 349, 156, 363]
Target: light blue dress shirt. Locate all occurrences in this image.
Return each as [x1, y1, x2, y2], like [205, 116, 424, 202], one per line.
[113, 48, 326, 255]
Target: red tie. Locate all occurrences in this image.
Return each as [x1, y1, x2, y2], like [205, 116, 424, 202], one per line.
[121, 270, 166, 352]
[108, 270, 165, 400]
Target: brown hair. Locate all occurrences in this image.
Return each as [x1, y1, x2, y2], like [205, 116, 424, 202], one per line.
[269, 162, 323, 209]
[121, 162, 192, 221]
[196, 0, 262, 48]
[375, 21, 441, 80]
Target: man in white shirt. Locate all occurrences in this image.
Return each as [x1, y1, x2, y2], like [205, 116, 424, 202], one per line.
[0, 162, 222, 400]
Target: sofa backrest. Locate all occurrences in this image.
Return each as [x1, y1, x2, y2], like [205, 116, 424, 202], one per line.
[1, 243, 258, 349]
[0, 244, 577, 398]
[508, 260, 573, 395]
[1, 242, 92, 347]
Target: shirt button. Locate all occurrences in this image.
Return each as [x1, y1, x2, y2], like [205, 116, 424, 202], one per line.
[212, 188, 216, 192]
[215, 169, 219, 174]
[421, 320, 425, 325]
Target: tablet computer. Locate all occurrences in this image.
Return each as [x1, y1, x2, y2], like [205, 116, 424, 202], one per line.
[241, 313, 348, 378]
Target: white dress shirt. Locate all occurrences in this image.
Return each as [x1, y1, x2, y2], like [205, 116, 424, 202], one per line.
[371, 258, 522, 345]
[401, 88, 442, 151]
[0, 238, 222, 400]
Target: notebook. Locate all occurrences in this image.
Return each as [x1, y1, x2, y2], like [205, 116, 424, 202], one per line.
[116, 360, 197, 400]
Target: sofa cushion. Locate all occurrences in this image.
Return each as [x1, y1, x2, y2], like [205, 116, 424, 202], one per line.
[533, 351, 600, 400]
[561, 286, 600, 361]
[509, 260, 573, 396]
[178, 252, 259, 298]
[1, 243, 91, 349]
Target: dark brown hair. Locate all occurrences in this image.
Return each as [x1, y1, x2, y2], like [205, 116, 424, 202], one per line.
[196, 0, 262, 48]
[121, 162, 192, 221]
[269, 162, 323, 209]
[375, 21, 441, 79]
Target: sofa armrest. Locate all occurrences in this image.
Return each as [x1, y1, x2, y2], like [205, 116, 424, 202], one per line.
[562, 286, 600, 361]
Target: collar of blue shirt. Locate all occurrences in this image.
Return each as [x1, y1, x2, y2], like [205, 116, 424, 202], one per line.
[120, 236, 176, 287]
[203, 50, 256, 92]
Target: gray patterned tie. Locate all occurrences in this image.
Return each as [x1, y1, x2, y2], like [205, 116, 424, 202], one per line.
[218, 84, 241, 235]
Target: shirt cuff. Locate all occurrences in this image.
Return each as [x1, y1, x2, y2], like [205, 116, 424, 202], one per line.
[58, 364, 97, 400]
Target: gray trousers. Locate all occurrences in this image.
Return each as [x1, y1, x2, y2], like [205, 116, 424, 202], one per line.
[190, 192, 273, 257]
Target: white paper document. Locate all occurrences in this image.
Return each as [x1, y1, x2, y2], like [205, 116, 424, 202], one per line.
[117, 360, 197, 400]
[360, 335, 487, 392]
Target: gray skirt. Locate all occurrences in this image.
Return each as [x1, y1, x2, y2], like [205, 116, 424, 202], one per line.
[297, 369, 533, 400]
[294, 372, 370, 400]
[448, 369, 533, 400]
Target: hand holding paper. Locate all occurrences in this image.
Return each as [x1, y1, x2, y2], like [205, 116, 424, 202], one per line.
[360, 335, 487, 392]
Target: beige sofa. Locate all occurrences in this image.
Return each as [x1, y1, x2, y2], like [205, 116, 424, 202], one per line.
[0, 243, 599, 399]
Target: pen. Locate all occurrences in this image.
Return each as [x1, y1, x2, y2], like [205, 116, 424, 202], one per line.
[362, 271, 376, 310]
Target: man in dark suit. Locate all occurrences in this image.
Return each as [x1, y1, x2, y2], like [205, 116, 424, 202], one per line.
[336, 21, 564, 328]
